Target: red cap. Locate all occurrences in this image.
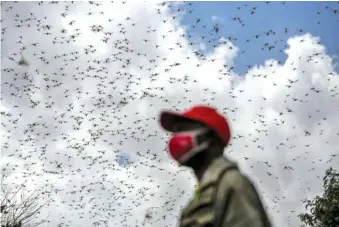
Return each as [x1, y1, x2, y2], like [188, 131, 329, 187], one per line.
[160, 105, 231, 145]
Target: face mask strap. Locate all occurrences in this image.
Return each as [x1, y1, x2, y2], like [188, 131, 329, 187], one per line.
[178, 140, 210, 163]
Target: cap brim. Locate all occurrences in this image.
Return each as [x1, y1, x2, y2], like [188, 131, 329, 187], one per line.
[160, 111, 192, 132]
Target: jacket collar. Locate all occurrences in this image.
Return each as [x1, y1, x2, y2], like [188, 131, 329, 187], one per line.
[200, 156, 237, 186]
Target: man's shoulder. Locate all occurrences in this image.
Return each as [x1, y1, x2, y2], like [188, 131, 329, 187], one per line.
[200, 156, 238, 186]
[201, 156, 255, 191]
[220, 169, 251, 189]
[216, 161, 255, 192]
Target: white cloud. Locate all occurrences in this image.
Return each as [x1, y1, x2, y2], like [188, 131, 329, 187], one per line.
[1, 2, 338, 227]
[211, 15, 225, 23]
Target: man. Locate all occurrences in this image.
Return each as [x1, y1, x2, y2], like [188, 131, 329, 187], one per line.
[159, 105, 271, 227]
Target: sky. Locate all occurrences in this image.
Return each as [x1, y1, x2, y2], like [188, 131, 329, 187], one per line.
[174, 1, 339, 74]
[0, 1, 339, 227]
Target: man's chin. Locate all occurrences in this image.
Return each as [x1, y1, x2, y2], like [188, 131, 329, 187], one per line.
[180, 151, 206, 168]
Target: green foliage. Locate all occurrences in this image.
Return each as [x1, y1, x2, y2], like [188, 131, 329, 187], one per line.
[298, 167, 339, 227]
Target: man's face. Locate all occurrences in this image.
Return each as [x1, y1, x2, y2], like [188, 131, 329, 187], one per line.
[168, 118, 225, 171]
[171, 118, 215, 147]
[172, 118, 206, 133]
[170, 119, 209, 168]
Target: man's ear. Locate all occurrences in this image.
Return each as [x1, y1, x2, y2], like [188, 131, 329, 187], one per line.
[208, 130, 224, 146]
[212, 133, 226, 151]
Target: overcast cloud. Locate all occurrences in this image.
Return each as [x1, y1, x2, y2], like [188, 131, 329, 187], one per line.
[1, 2, 339, 227]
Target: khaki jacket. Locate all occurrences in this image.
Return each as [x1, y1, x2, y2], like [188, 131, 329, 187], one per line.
[179, 156, 271, 227]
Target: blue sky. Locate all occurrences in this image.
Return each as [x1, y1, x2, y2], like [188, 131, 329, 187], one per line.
[118, 154, 129, 166]
[173, 1, 339, 74]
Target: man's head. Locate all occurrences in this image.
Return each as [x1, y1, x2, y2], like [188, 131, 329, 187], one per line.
[159, 105, 231, 169]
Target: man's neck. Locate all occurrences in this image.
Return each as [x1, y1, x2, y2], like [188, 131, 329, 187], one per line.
[194, 162, 209, 181]
[194, 155, 218, 181]
[190, 146, 224, 181]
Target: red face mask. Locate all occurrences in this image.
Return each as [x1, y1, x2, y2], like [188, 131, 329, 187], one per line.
[168, 128, 210, 164]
